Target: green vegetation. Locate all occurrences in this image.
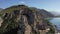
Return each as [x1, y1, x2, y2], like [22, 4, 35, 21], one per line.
[45, 19, 55, 34]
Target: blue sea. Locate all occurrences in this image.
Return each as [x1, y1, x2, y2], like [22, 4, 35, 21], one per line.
[49, 18, 60, 30]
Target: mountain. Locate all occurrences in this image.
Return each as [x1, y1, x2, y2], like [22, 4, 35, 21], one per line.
[50, 11, 60, 17]
[29, 7, 54, 18]
[0, 5, 55, 34]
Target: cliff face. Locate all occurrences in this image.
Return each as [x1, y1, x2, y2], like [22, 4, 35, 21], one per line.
[0, 5, 55, 34]
[17, 8, 45, 34]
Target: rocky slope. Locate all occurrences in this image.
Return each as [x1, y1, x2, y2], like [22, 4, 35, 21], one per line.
[0, 5, 55, 34]
[29, 7, 54, 18]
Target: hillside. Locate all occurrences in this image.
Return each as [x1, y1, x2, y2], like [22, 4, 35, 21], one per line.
[0, 5, 55, 34]
[28, 7, 54, 18]
[31, 8, 54, 18]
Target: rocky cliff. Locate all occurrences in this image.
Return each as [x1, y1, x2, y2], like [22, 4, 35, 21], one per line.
[0, 5, 55, 34]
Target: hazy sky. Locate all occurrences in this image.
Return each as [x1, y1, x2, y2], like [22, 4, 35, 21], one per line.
[0, 0, 60, 12]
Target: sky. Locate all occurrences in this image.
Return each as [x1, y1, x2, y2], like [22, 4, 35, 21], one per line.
[0, 0, 60, 13]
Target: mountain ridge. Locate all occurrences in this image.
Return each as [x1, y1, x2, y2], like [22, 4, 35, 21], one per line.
[50, 11, 60, 17]
[0, 5, 54, 18]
